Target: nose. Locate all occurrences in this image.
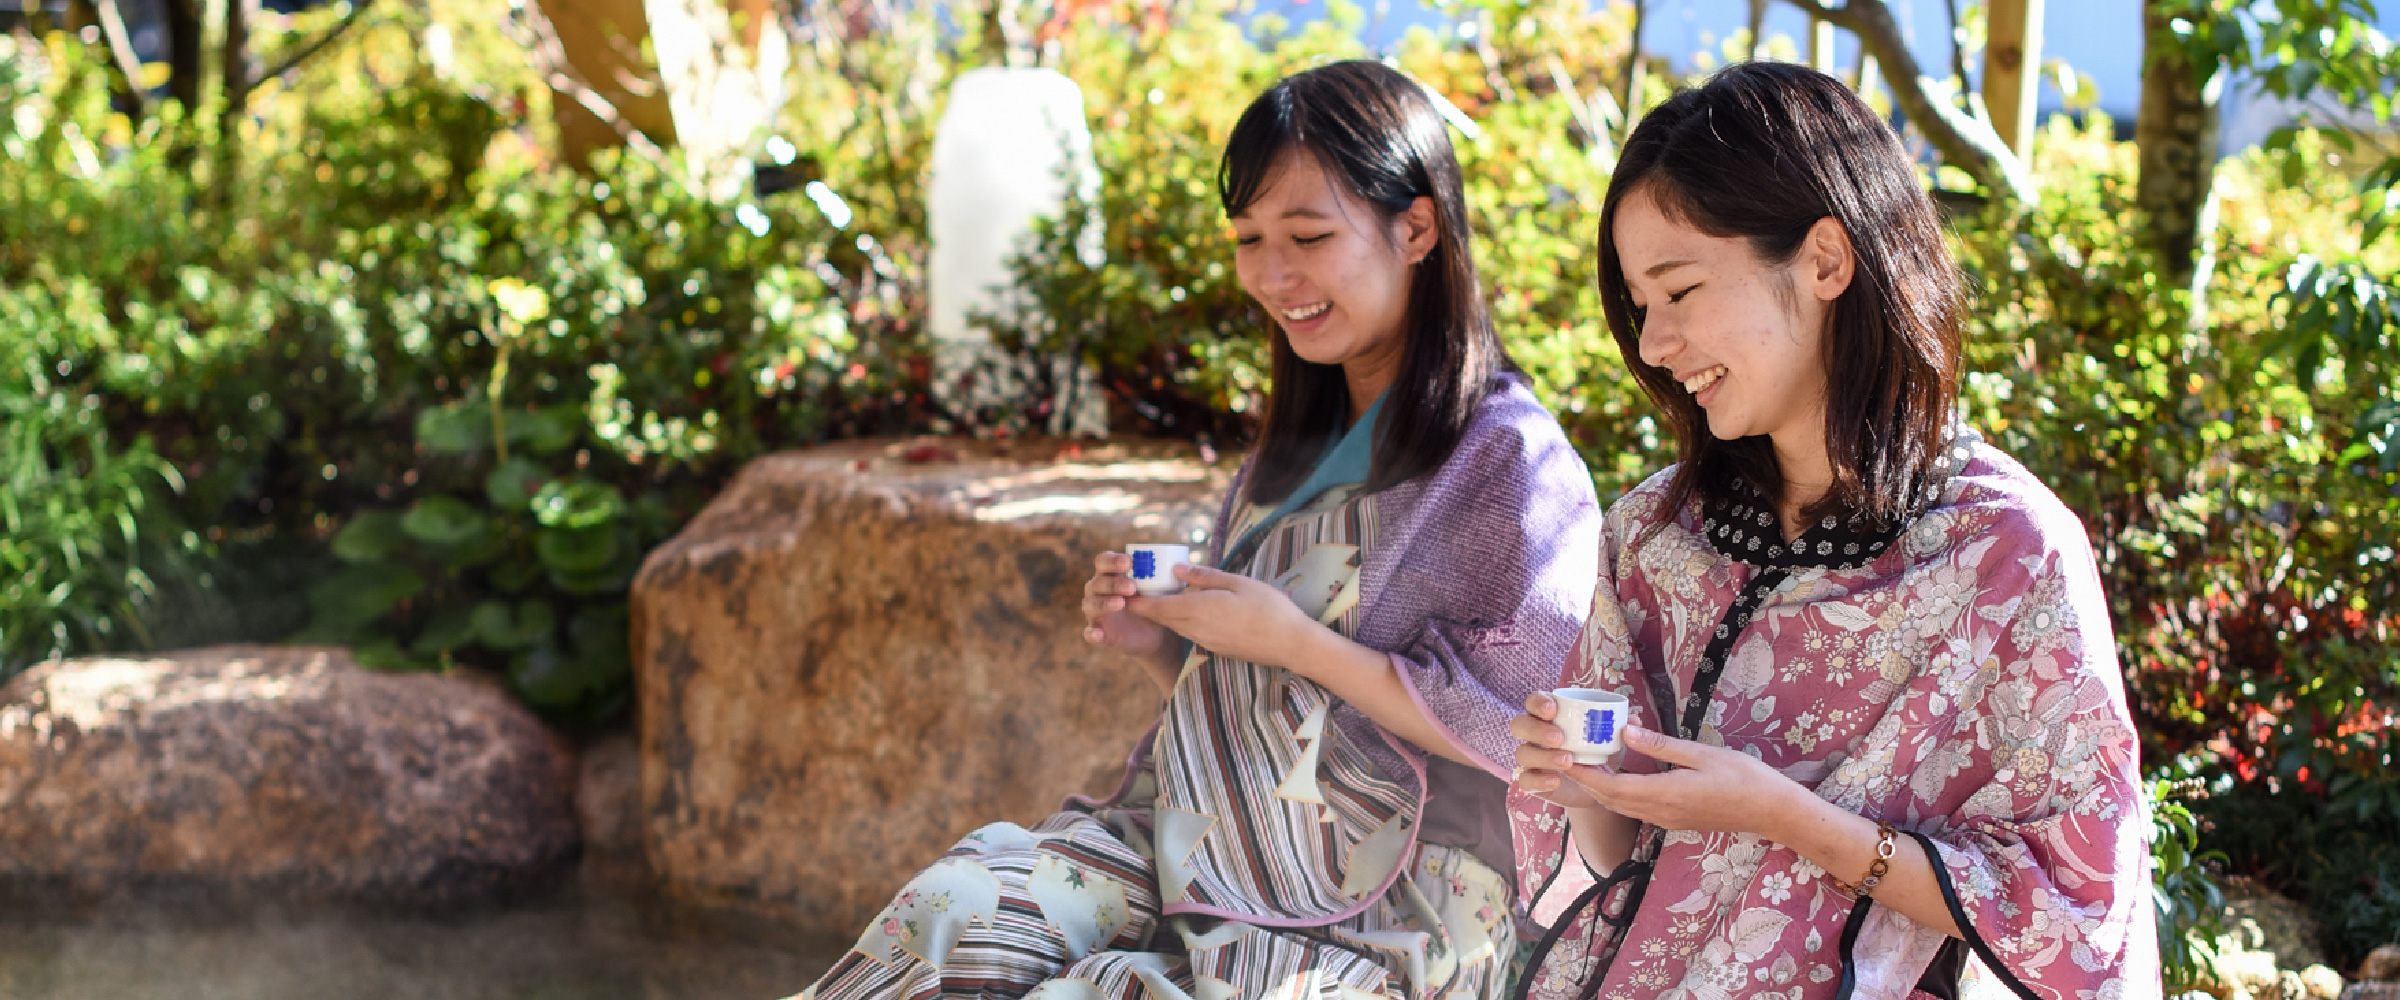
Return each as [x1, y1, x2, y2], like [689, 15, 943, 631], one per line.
[1635, 310, 1682, 370]
[1250, 244, 1300, 293]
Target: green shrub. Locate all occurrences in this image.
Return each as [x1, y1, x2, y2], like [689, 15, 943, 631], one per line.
[0, 34, 930, 721]
[1955, 117, 2400, 968]
[0, 283, 193, 672]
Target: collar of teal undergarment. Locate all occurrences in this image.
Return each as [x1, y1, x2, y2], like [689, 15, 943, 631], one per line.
[1222, 391, 1387, 572]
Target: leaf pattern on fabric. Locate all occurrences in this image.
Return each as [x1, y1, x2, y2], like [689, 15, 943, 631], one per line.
[853, 855, 1005, 969]
[1340, 811, 1414, 899]
[1274, 543, 1365, 624]
[1153, 806, 1219, 906]
[1029, 855, 1136, 960]
[1276, 702, 1333, 808]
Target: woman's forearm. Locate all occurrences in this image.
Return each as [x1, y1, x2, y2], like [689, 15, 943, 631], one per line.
[1567, 804, 1642, 873]
[1138, 638, 1185, 697]
[1768, 786, 1963, 937]
[1285, 626, 1483, 769]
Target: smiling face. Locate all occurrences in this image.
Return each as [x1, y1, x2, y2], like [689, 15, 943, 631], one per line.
[1230, 152, 1435, 384]
[1612, 183, 1852, 457]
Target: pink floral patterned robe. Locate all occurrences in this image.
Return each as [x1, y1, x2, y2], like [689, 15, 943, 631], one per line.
[1508, 432, 2161, 1000]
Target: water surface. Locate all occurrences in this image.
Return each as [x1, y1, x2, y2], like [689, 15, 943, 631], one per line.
[0, 889, 835, 1000]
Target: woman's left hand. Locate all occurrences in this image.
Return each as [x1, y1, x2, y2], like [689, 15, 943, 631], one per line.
[1129, 564, 1318, 670]
[1559, 724, 1806, 838]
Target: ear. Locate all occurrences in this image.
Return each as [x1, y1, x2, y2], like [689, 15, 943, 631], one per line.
[1801, 215, 1856, 302]
[1395, 196, 1440, 263]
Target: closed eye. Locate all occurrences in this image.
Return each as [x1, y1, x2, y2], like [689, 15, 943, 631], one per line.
[1236, 235, 1261, 246]
[1294, 233, 1333, 245]
[1666, 283, 1699, 304]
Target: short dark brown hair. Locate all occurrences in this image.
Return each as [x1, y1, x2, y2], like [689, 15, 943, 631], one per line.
[1598, 61, 1966, 532]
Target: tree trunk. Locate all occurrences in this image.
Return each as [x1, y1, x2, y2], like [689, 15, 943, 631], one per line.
[1747, 0, 1768, 60]
[2135, 0, 2220, 283]
[1810, 16, 1836, 73]
[981, 0, 1027, 67]
[1982, 0, 2042, 155]
[221, 0, 250, 110]
[211, 0, 250, 208]
[164, 0, 204, 113]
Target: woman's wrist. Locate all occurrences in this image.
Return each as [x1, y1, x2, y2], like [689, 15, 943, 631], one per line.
[1277, 614, 1339, 677]
[1762, 780, 1882, 884]
[1153, 633, 1189, 666]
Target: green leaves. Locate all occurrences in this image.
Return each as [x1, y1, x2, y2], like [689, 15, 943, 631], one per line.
[411, 598, 555, 656]
[2280, 255, 2398, 372]
[332, 510, 408, 561]
[416, 400, 584, 458]
[0, 295, 189, 674]
[0, 15, 886, 721]
[311, 468, 641, 717]
[530, 478, 624, 530]
[2277, 256, 2400, 474]
[400, 496, 491, 547]
[2170, 0, 2400, 117]
[415, 399, 489, 455]
[483, 457, 550, 507]
[2151, 779, 2229, 993]
[301, 562, 427, 638]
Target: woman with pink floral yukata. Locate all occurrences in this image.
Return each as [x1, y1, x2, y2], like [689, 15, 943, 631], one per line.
[1505, 63, 2159, 1000]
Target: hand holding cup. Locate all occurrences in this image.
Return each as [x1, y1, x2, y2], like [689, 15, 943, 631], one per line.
[1082, 550, 1170, 654]
[1509, 688, 1626, 811]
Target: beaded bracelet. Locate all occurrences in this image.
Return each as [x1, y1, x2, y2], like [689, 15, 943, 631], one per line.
[1829, 821, 1898, 898]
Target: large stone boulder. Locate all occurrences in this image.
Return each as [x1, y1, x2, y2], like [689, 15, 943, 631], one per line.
[0, 645, 579, 911]
[633, 437, 1227, 943]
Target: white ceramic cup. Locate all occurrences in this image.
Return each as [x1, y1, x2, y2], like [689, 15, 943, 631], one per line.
[1126, 544, 1194, 595]
[1551, 687, 1631, 765]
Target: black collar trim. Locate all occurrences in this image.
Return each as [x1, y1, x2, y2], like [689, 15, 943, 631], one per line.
[1699, 426, 1979, 571]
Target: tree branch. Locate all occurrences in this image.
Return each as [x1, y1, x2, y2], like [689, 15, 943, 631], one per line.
[91, 0, 149, 115]
[249, 0, 376, 99]
[1783, 0, 2036, 204]
[1620, 0, 1647, 138]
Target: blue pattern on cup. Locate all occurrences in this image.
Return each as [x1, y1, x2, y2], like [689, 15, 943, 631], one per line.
[1132, 550, 1157, 579]
[1583, 708, 1616, 746]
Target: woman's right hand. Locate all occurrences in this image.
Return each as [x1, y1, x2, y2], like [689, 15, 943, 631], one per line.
[1082, 551, 1169, 656]
[1510, 690, 1606, 810]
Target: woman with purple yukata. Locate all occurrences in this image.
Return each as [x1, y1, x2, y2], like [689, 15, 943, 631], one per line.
[795, 61, 1602, 1000]
[1506, 64, 2159, 1000]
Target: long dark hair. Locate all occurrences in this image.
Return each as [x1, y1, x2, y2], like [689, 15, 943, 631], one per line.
[1597, 62, 1964, 530]
[1218, 61, 1515, 502]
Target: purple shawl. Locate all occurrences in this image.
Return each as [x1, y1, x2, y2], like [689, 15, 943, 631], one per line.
[1210, 374, 1603, 858]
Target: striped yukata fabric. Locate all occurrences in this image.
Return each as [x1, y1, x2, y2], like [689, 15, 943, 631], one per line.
[800, 812, 1164, 1000]
[1152, 488, 1422, 925]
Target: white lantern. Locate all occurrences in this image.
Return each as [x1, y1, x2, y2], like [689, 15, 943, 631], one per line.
[929, 66, 1104, 345]
[927, 66, 1106, 434]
